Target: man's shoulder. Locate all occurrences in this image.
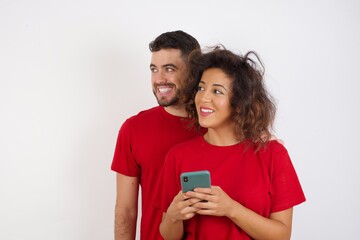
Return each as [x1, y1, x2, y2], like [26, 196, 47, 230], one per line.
[126, 106, 163, 123]
[171, 136, 202, 151]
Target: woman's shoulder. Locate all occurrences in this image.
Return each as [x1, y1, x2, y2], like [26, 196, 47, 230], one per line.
[256, 140, 290, 161]
[265, 140, 288, 152]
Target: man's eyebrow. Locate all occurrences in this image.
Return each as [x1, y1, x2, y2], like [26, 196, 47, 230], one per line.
[162, 64, 178, 69]
[149, 63, 178, 69]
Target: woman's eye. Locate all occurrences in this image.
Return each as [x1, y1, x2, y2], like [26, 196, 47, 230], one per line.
[214, 89, 223, 94]
[197, 86, 204, 91]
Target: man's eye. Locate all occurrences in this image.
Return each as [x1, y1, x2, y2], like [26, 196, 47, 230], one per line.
[165, 67, 174, 72]
[150, 67, 158, 73]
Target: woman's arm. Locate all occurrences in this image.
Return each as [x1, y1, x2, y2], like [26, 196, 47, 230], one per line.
[189, 186, 293, 240]
[160, 190, 203, 240]
[160, 212, 184, 240]
[226, 201, 292, 240]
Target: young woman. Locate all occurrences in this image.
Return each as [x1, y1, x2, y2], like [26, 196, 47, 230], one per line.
[158, 46, 306, 240]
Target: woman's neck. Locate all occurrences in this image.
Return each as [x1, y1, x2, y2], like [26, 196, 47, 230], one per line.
[204, 128, 241, 146]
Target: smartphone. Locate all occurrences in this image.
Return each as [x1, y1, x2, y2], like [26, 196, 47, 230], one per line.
[180, 170, 211, 193]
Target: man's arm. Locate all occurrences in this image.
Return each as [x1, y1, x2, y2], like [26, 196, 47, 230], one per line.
[115, 173, 139, 240]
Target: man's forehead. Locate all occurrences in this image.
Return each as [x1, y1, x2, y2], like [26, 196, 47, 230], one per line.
[153, 48, 182, 55]
[151, 48, 185, 66]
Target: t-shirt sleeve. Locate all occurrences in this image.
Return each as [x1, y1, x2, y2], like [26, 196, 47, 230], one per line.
[110, 119, 140, 177]
[269, 143, 306, 212]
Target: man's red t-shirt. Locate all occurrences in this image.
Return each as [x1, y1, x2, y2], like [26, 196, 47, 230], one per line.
[111, 106, 201, 239]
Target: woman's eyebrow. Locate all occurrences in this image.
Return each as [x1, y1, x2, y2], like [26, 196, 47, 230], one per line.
[213, 83, 227, 91]
[199, 80, 228, 92]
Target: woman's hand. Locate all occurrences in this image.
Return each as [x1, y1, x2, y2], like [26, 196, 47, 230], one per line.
[166, 190, 204, 222]
[184, 186, 236, 217]
[160, 191, 203, 240]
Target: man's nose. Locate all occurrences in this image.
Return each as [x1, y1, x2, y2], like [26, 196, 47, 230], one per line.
[153, 70, 167, 84]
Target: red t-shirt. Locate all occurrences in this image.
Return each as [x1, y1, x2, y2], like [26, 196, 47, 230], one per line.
[111, 106, 201, 240]
[160, 136, 306, 239]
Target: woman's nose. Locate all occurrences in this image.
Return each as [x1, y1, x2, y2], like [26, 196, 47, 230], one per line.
[199, 91, 211, 102]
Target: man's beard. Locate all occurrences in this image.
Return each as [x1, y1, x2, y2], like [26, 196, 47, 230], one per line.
[153, 83, 183, 107]
[154, 91, 180, 107]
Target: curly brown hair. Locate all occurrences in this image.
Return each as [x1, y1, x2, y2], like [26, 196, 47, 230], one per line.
[184, 46, 276, 145]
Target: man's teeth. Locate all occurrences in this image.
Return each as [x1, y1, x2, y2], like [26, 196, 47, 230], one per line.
[159, 87, 172, 93]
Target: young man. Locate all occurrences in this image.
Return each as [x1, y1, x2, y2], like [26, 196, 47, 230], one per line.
[111, 31, 202, 240]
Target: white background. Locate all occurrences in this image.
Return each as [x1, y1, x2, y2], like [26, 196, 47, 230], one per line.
[1, 0, 359, 239]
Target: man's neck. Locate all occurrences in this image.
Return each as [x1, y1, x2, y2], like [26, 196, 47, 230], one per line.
[164, 105, 188, 117]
